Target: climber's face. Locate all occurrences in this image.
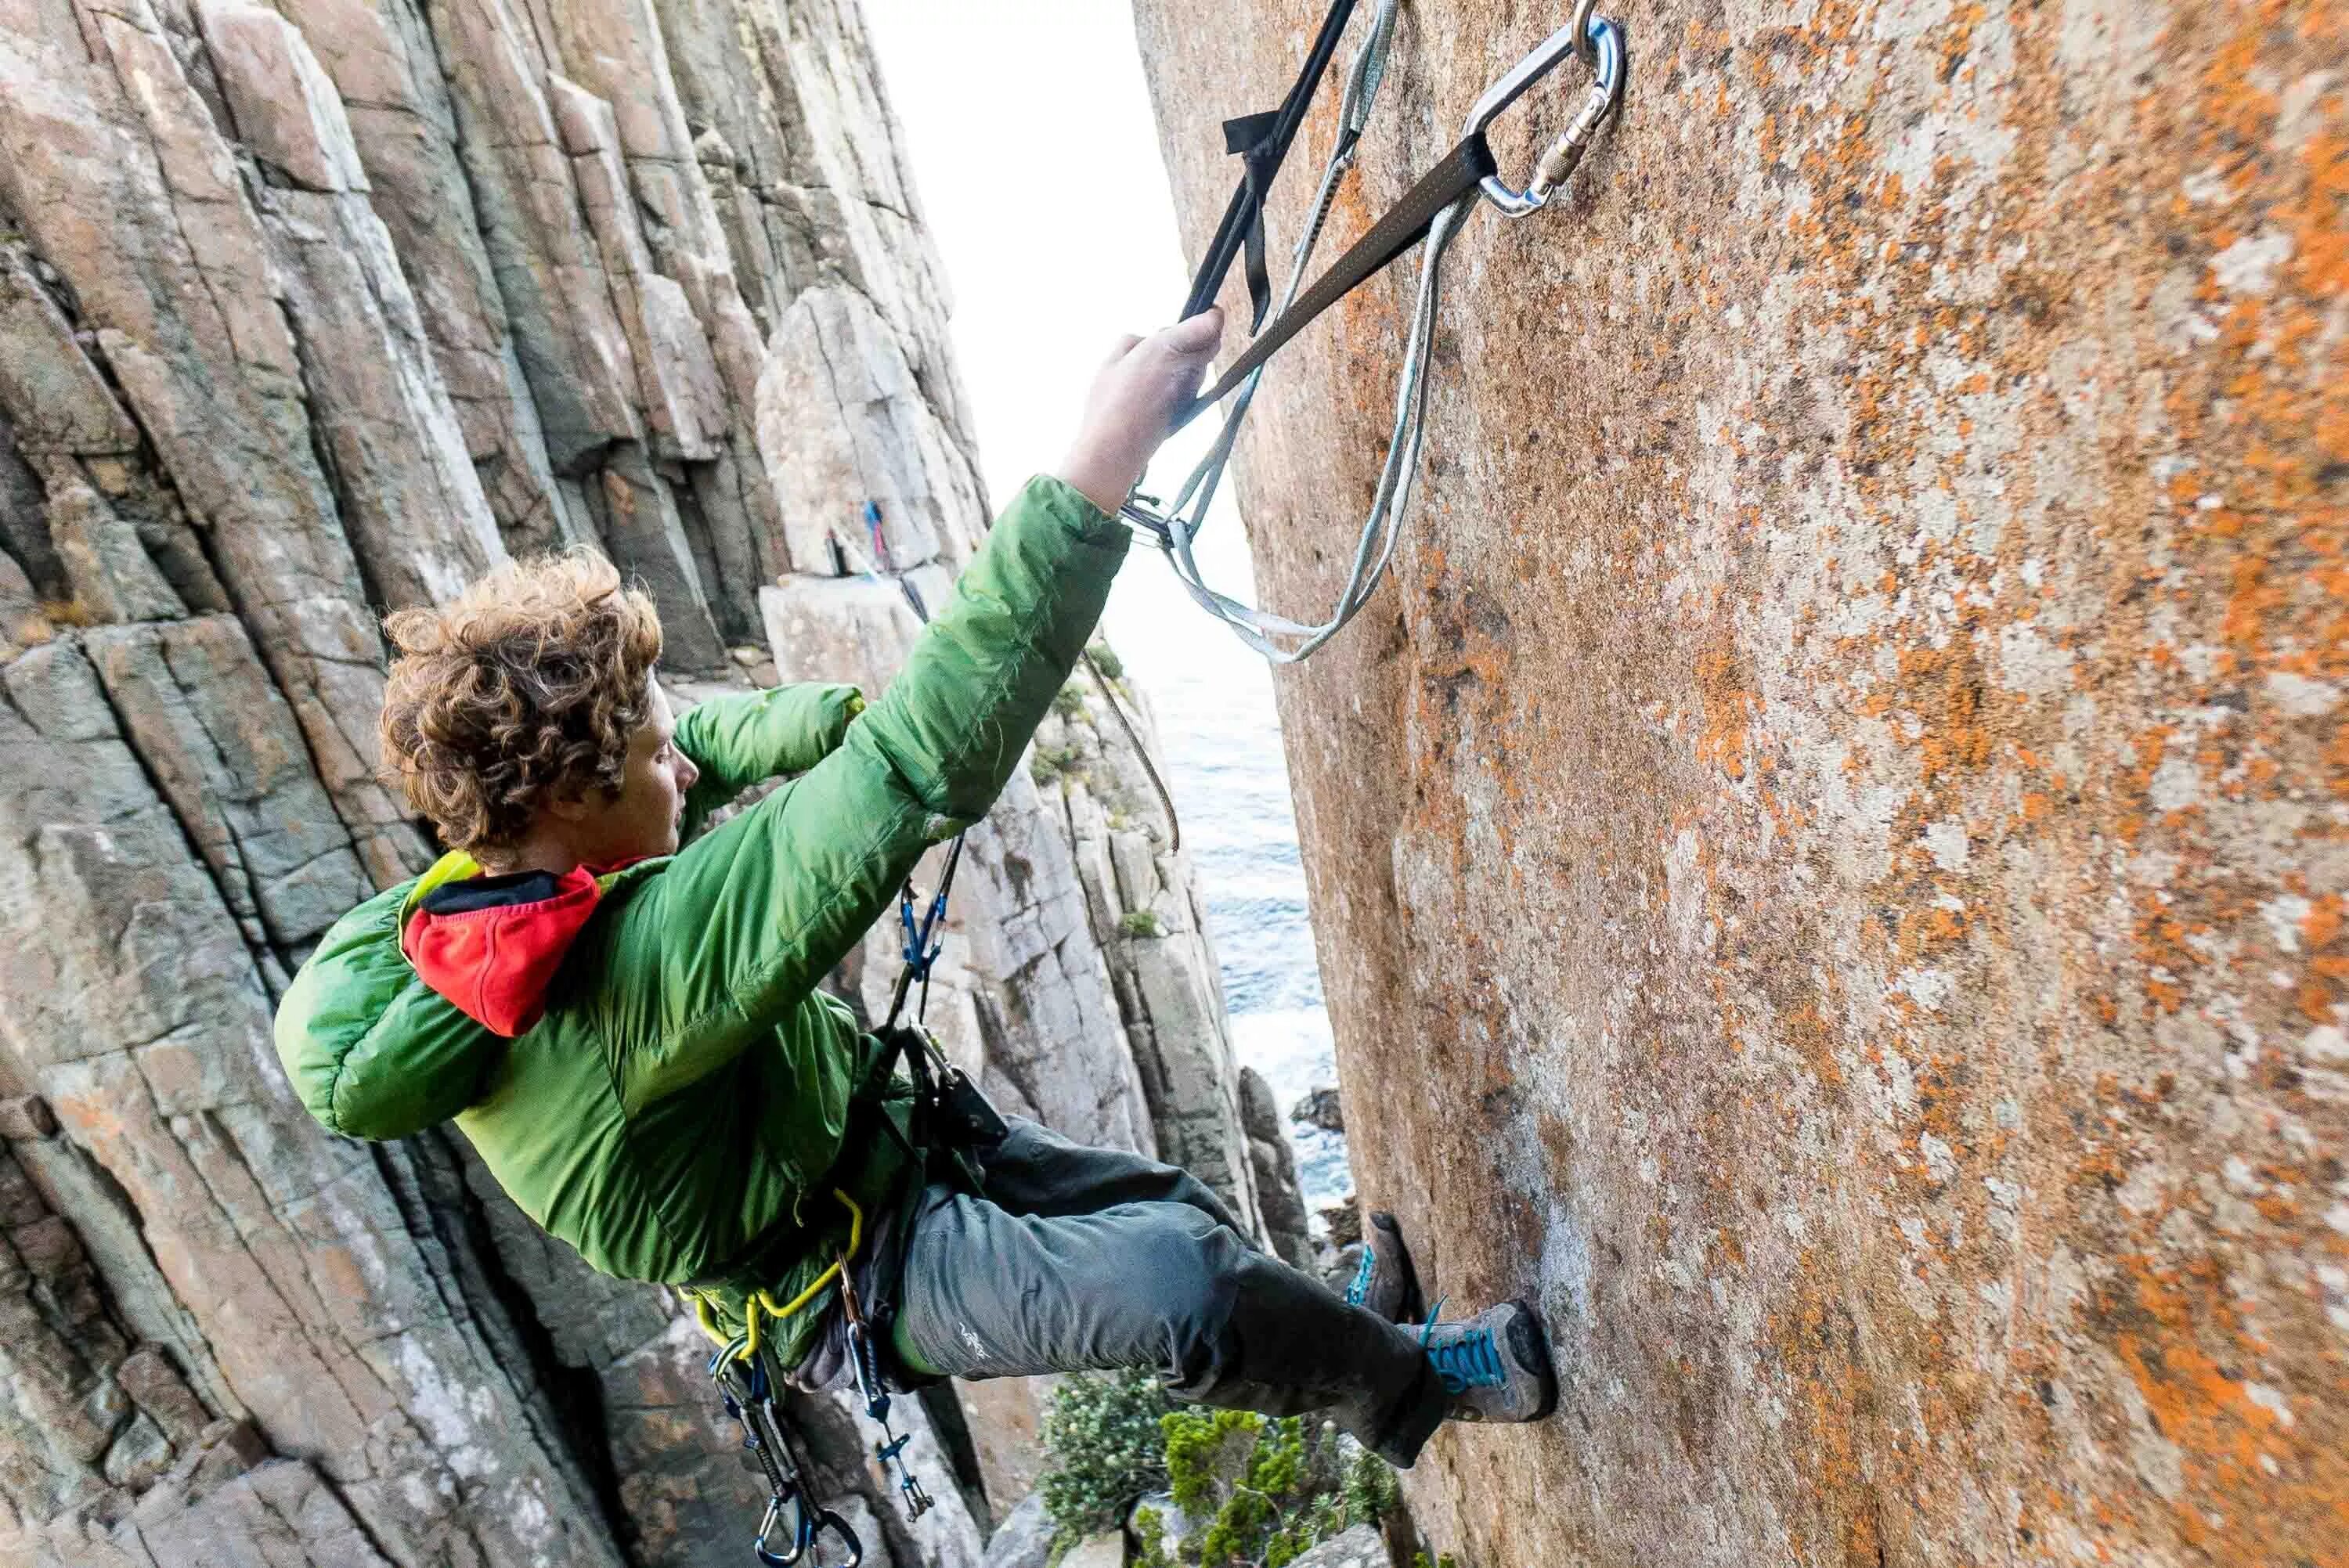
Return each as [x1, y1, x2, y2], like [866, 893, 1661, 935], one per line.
[543, 677, 700, 866]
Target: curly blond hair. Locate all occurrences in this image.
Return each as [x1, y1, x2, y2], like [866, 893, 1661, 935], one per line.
[379, 550, 663, 855]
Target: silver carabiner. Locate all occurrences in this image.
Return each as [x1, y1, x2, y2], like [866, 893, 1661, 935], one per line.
[1568, 0, 1601, 67]
[1465, 8, 1626, 218]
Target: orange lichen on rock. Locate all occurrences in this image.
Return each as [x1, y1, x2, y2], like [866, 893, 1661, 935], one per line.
[1135, 0, 2347, 1563]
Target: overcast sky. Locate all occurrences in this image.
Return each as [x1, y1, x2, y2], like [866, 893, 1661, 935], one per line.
[860, 0, 1264, 642]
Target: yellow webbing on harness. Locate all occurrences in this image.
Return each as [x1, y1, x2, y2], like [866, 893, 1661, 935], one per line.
[691, 1188, 865, 1364]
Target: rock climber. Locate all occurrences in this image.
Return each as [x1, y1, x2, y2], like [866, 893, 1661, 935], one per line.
[272, 307, 1553, 1472]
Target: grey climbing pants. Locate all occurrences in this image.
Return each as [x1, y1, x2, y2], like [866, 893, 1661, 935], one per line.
[885, 1117, 1446, 1467]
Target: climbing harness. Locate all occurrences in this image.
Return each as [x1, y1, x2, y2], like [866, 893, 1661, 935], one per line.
[693, 1068, 981, 1559]
[692, 1188, 877, 1566]
[1124, 0, 1627, 661]
[692, 1067, 965, 1559]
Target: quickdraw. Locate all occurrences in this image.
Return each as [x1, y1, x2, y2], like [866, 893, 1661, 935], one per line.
[691, 1190, 880, 1567]
[886, 834, 958, 1033]
[837, 1238, 933, 1522]
[1125, 0, 1628, 662]
[709, 1328, 864, 1568]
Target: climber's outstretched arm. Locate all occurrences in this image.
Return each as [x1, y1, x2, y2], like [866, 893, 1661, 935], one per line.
[605, 311, 1225, 1108]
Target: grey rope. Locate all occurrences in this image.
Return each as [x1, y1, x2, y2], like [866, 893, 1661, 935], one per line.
[1081, 648, 1182, 855]
[825, 524, 1182, 853]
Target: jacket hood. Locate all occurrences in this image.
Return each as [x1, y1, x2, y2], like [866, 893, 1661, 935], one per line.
[399, 853, 613, 1037]
[275, 851, 657, 1141]
[275, 868, 516, 1142]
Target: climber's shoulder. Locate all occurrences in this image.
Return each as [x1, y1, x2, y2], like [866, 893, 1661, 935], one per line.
[273, 877, 522, 1141]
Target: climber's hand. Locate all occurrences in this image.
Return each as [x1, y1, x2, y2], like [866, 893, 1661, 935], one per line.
[1053, 308, 1225, 515]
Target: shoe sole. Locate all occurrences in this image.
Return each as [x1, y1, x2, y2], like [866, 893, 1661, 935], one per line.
[1366, 1210, 1425, 1323]
[1506, 1298, 1560, 1422]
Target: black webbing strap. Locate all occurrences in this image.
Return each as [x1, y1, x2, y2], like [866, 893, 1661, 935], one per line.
[1225, 112, 1279, 330]
[1179, 0, 1360, 328]
[1185, 132, 1498, 419]
[678, 1033, 932, 1297]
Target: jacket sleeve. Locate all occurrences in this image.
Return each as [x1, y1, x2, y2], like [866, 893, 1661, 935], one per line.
[603, 474, 1128, 1109]
[274, 880, 511, 1141]
[674, 683, 865, 840]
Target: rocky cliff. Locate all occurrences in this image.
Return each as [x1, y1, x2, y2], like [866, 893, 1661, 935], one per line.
[0, 0, 1292, 1561]
[1135, 2, 2346, 1565]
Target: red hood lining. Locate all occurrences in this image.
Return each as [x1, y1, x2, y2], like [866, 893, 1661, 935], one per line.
[402, 863, 630, 1037]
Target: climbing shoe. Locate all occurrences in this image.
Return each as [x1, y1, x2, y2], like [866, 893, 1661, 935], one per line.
[1420, 1300, 1557, 1424]
[1342, 1210, 1423, 1324]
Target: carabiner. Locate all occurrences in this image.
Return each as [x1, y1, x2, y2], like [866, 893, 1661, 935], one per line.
[755, 1497, 862, 1568]
[1465, 9, 1626, 218]
[1568, 0, 1601, 67]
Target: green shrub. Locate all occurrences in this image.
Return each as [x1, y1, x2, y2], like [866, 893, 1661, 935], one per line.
[1084, 640, 1125, 681]
[1037, 1371, 1174, 1543]
[1037, 1379, 1404, 1565]
[1133, 1505, 1175, 1568]
[1052, 683, 1089, 721]
[1150, 1409, 1400, 1568]
[1164, 1409, 1263, 1518]
[1030, 744, 1083, 785]
[1117, 909, 1163, 939]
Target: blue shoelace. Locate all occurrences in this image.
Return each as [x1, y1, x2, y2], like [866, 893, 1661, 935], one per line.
[1344, 1242, 1377, 1308]
[1418, 1301, 1505, 1393]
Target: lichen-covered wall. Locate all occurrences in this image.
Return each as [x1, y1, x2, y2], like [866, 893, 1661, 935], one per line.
[1133, 2, 2347, 1563]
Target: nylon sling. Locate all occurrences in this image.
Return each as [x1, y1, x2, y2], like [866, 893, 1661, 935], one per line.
[1180, 0, 1362, 330]
[1131, 8, 1626, 662]
[1184, 133, 1499, 419]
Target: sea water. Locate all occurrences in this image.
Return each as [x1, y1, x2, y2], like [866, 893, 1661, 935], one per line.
[1107, 546, 1355, 1217]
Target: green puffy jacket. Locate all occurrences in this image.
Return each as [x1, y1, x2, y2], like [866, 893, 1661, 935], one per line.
[274, 476, 1128, 1364]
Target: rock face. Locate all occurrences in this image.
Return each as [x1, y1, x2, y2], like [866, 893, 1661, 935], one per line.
[1284, 1524, 1386, 1568]
[1135, 3, 2346, 1566]
[0, 0, 1297, 1561]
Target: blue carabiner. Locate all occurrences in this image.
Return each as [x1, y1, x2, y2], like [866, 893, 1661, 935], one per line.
[754, 1498, 862, 1568]
[897, 890, 945, 975]
[897, 884, 922, 970]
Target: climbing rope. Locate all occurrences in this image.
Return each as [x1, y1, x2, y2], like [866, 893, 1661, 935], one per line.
[1124, 2, 1628, 662]
[1079, 647, 1182, 854]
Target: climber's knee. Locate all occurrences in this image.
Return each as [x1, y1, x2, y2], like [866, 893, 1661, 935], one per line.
[1140, 1212, 1247, 1377]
